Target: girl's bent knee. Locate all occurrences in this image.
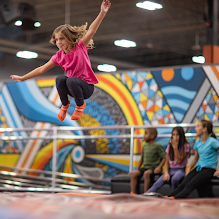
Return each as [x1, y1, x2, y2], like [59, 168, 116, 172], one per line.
[56, 75, 67, 85]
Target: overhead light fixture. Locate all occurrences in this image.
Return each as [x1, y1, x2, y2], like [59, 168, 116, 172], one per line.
[14, 20, 22, 26]
[34, 21, 41, 27]
[16, 51, 38, 59]
[136, 1, 163, 10]
[17, 3, 39, 30]
[192, 56, 205, 64]
[97, 64, 117, 72]
[15, 19, 41, 29]
[114, 39, 136, 48]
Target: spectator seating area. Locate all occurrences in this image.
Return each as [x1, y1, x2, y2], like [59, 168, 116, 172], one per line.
[111, 174, 219, 198]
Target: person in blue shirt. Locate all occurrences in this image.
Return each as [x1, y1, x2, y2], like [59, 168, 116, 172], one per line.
[168, 119, 219, 199]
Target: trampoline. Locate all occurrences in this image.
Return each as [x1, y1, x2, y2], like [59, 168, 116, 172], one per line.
[0, 192, 219, 219]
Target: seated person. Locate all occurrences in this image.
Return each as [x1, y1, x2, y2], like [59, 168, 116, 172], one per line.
[129, 128, 166, 194]
[145, 126, 190, 194]
[168, 120, 219, 199]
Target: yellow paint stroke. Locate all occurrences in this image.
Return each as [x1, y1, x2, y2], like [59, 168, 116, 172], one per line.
[78, 114, 109, 154]
[0, 154, 20, 167]
[36, 78, 56, 87]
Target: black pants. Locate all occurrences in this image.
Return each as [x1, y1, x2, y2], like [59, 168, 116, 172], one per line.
[56, 75, 94, 106]
[168, 167, 215, 199]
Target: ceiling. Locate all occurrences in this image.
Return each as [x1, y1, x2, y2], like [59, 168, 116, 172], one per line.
[0, 0, 214, 72]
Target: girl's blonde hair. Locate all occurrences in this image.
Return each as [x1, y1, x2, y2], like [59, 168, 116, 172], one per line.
[49, 23, 94, 49]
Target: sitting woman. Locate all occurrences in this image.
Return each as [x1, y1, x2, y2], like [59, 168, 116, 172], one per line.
[168, 120, 219, 199]
[145, 126, 190, 194]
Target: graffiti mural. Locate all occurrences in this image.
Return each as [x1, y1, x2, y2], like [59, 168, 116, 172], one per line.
[0, 64, 219, 183]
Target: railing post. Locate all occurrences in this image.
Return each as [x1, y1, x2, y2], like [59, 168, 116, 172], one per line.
[52, 127, 57, 191]
[129, 126, 134, 172]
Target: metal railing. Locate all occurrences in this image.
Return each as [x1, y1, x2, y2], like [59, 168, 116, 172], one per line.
[0, 123, 219, 192]
[0, 166, 110, 191]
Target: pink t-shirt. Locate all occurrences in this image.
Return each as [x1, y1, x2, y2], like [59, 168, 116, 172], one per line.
[165, 143, 190, 168]
[51, 39, 99, 84]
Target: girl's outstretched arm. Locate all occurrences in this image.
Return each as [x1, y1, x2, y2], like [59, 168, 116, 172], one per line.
[82, 0, 111, 47]
[10, 59, 56, 82]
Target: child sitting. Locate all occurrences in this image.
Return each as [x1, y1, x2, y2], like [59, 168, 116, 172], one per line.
[129, 128, 166, 194]
[168, 120, 219, 199]
[145, 126, 190, 194]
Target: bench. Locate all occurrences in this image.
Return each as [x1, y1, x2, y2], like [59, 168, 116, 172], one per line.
[111, 174, 162, 194]
[111, 174, 219, 198]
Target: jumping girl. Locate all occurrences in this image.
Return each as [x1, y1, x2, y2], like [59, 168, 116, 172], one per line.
[10, 0, 111, 121]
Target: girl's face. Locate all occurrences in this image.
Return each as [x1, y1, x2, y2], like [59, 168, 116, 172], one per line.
[54, 32, 70, 53]
[195, 122, 206, 136]
[172, 129, 180, 143]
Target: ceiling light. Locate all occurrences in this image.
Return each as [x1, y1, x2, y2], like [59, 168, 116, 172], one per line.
[97, 64, 117, 72]
[18, 3, 38, 30]
[15, 20, 22, 26]
[34, 21, 41, 27]
[192, 56, 205, 64]
[114, 39, 136, 48]
[136, 1, 163, 10]
[16, 51, 38, 59]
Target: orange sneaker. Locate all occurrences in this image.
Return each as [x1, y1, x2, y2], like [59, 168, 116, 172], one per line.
[58, 102, 70, 121]
[130, 191, 136, 195]
[71, 102, 86, 120]
[164, 195, 175, 200]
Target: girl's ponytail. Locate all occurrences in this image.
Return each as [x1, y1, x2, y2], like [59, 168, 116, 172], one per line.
[210, 132, 217, 139]
[200, 120, 217, 139]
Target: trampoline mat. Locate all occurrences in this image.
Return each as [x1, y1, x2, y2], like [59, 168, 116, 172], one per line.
[0, 192, 219, 219]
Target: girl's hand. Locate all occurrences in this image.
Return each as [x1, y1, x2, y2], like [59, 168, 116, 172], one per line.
[101, 0, 111, 14]
[170, 138, 178, 150]
[163, 173, 170, 182]
[154, 167, 161, 174]
[213, 170, 219, 177]
[10, 75, 24, 82]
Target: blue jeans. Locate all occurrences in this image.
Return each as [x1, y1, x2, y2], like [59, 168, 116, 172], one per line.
[146, 168, 185, 193]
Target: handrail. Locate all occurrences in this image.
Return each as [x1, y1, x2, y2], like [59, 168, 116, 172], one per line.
[1, 133, 219, 141]
[1, 123, 219, 132]
[0, 123, 219, 192]
[0, 165, 110, 182]
[0, 170, 110, 190]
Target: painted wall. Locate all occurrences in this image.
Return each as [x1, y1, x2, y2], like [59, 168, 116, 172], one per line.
[0, 64, 219, 183]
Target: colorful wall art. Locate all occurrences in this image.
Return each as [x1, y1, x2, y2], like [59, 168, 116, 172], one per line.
[0, 65, 219, 183]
